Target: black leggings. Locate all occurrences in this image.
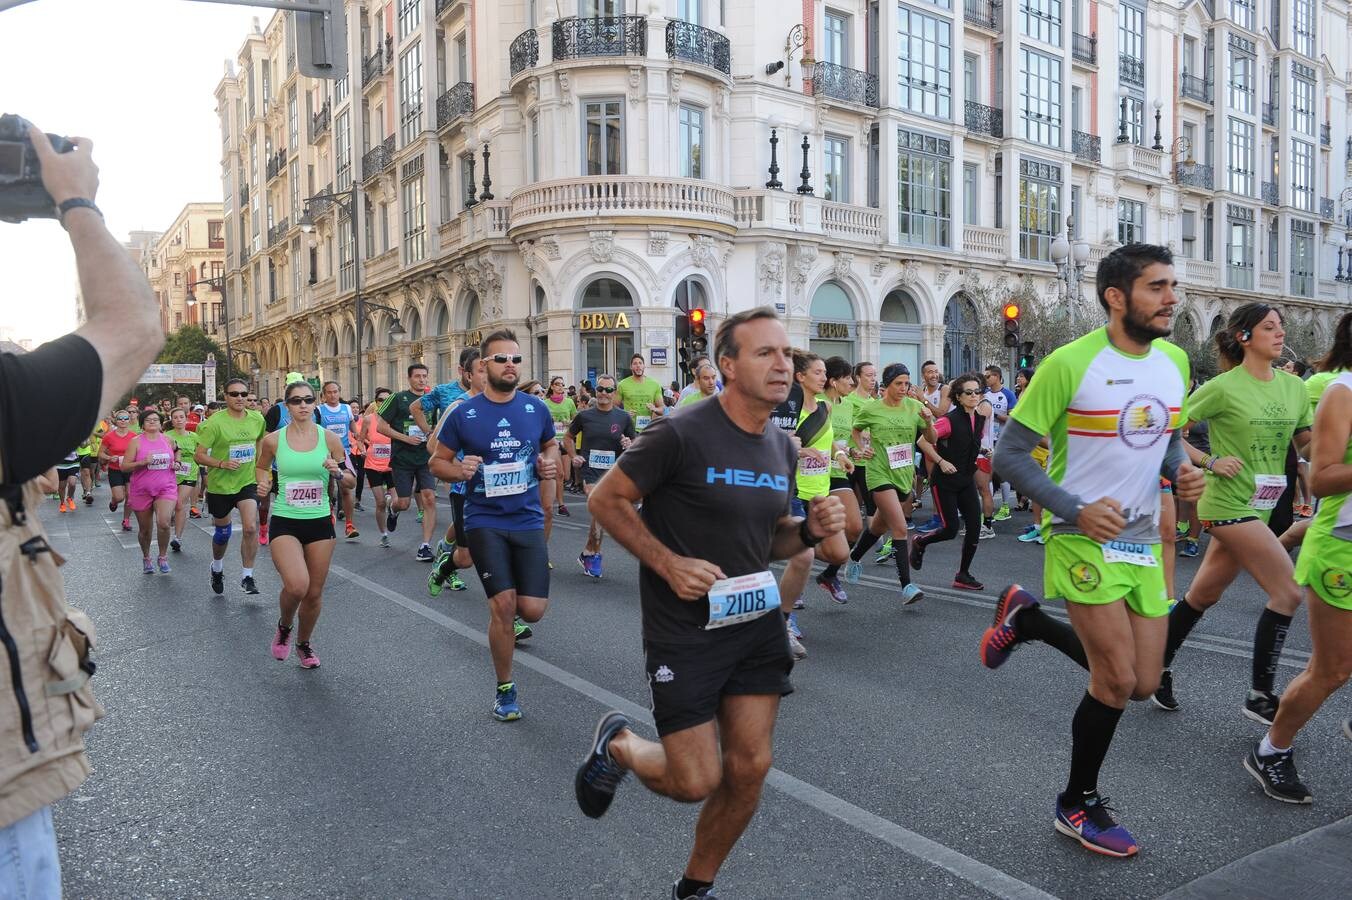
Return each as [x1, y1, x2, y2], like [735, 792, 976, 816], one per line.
[915, 480, 980, 575]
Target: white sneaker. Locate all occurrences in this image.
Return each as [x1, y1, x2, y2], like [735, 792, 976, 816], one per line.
[787, 629, 807, 660]
[900, 583, 925, 605]
[379, 534, 391, 548]
[979, 524, 996, 540]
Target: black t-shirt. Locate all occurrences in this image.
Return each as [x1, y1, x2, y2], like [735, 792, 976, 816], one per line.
[616, 396, 797, 644]
[379, 390, 431, 470]
[769, 384, 803, 433]
[568, 407, 635, 476]
[0, 335, 103, 485]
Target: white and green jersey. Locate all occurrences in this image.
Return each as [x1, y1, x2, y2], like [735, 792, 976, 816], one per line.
[1008, 327, 1189, 542]
[1305, 373, 1352, 543]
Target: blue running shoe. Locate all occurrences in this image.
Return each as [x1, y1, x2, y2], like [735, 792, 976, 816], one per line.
[493, 682, 522, 722]
[980, 584, 1040, 669]
[578, 552, 596, 578]
[816, 573, 848, 604]
[875, 538, 895, 564]
[845, 561, 862, 584]
[1178, 538, 1199, 558]
[1054, 793, 1139, 858]
[575, 711, 630, 818]
[590, 552, 603, 578]
[917, 514, 942, 534]
[900, 583, 924, 605]
[786, 612, 803, 640]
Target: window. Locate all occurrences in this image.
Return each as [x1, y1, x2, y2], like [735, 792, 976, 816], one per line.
[678, 0, 701, 24]
[399, 43, 423, 145]
[208, 220, 224, 247]
[824, 12, 849, 65]
[397, 0, 420, 40]
[1118, 198, 1144, 243]
[1290, 219, 1314, 296]
[963, 162, 979, 225]
[1202, 202, 1214, 261]
[896, 128, 951, 247]
[1018, 157, 1061, 261]
[1020, 48, 1062, 147]
[289, 160, 300, 219]
[439, 150, 452, 220]
[824, 135, 849, 202]
[402, 169, 426, 265]
[460, 153, 476, 209]
[335, 110, 352, 189]
[1229, 0, 1253, 31]
[1070, 85, 1081, 131]
[1181, 210, 1196, 257]
[1227, 117, 1254, 195]
[963, 54, 978, 102]
[455, 35, 468, 83]
[291, 243, 301, 301]
[1292, 0, 1315, 58]
[1266, 217, 1279, 272]
[1228, 44, 1253, 114]
[287, 88, 298, 148]
[1292, 66, 1315, 136]
[679, 105, 705, 179]
[1118, 2, 1143, 61]
[583, 99, 624, 175]
[582, 0, 625, 15]
[897, 6, 952, 120]
[1070, 184, 1081, 236]
[1291, 139, 1314, 211]
[1225, 206, 1254, 290]
[530, 113, 541, 183]
[1020, 0, 1062, 46]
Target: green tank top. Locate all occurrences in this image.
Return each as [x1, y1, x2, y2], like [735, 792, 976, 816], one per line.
[272, 425, 332, 520]
[826, 394, 854, 477]
[796, 400, 834, 501]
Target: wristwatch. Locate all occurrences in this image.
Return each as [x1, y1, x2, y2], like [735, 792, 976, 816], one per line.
[798, 518, 823, 548]
[58, 197, 102, 225]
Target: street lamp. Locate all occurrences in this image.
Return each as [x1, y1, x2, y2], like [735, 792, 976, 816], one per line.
[186, 275, 233, 383]
[230, 347, 263, 384]
[1152, 98, 1164, 152]
[1117, 86, 1131, 144]
[1050, 217, 1091, 332]
[796, 119, 813, 196]
[478, 128, 494, 202]
[766, 113, 784, 190]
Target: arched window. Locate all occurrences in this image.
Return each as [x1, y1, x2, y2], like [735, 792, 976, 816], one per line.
[581, 277, 634, 308]
[534, 284, 547, 318]
[880, 289, 920, 323]
[880, 288, 922, 374]
[943, 293, 979, 377]
[430, 297, 450, 335]
[461, 291, 481, 331]
[809, 281, 856, 359]
[404, 307, 422, 341]
[809, 281, 853, 320]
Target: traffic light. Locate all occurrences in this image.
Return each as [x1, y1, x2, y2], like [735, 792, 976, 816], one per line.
[689, 308, 708, 353]
[1002, 302, 1020, 348]
[1018, 341, 1036, 369]
[296, 0, 349, 81]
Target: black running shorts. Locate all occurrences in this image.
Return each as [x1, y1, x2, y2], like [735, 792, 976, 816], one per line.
[206, 486, 259, 520]
[268, 514, 336, 546]
[364, 468, 395, 488]
[449, 493, 468, 546]
[643, 613, 794, 738]
[464, 527, 550, 599]
[106, 470, 129, 488]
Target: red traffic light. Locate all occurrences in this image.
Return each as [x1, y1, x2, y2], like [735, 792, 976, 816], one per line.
[690, 308, 706, 325]
[1003, 303, 1020, 320]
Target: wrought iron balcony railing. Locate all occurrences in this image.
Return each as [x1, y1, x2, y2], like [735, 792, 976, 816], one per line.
[964, 101, 1003, 139]
[1072, 130, 1100, 164]
[1120, 54, 1144, 87]
[1180, 72, 1213, 103]
[362, 36, 392, 86]
[1071, 32, 1097, 65]
[1321, 123, 1331, 147]
[436, 82, 475, 130]
[1175, 163, 1214, 190]
[1261, 181, 1279, 206]
[265, 149, 288, 181]
[1262, 102, 1275, 127]
[813, 61, 879, 108]
[963, 0, 1001, 30]
[361, 135, 396, 182]
[665, 19, 731, 75]
[1321, 196, 1335, 219]
[552, 16, 646, 62]
[310, 183, 334, 217]
[310, 100, 331, 141]
[510, 28, 539, 77]
[267, 218, 289, 247]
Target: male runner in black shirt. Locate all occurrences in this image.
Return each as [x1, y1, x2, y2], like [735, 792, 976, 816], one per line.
[575, 308, 846, 900]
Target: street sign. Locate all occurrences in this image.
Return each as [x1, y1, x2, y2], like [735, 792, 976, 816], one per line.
[650, 347, 668, 366]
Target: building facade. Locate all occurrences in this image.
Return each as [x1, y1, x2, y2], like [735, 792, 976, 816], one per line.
[78, 230, 161, 327]
[216, 0, 1352, 401]
[147, 204, 227, 336]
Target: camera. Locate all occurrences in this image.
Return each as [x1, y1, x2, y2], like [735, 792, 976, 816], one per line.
[0, 113, 75, 224]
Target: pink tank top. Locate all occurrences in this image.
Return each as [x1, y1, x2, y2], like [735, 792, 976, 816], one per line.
[130, 433, 178, 493]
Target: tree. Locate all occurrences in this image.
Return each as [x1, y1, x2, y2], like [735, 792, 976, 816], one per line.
[118, 325, 226, 408]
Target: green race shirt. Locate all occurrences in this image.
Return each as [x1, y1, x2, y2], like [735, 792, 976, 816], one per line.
[379, 390, 431, 470]
[1306, 369, 1344, 417]
[827, 394, 854, 477]
[195, 409, 266, 495]
[678, 391, 712, 407]
[1187, 366, 1311, 522]
[796, 400, 835, 500]
[853, 397, 926, 492]
[167, 429, 200, 485]
[543, 395, 578, 441]
[616, 376, 664, 430]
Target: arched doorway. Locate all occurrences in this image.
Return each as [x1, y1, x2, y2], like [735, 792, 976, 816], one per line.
[578, 276, 636, 385]
[879, 288, 923, 375]
[943, 293, 979, 377]
[809, 281, 856, 359]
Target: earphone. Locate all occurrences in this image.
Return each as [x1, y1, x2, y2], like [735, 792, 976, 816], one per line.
[1239, 330, 1251, 342]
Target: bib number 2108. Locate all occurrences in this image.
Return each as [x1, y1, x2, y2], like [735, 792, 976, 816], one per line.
[705, 571, 780, 630]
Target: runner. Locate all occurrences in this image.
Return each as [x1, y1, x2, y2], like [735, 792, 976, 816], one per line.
[567, 373, 635, 578]
[361, 388, 397, 548]
[76, 428, 100, 505]
[166, 407, 199, 552]
[616, 353, 665, 432]
[574, 307, 846, 900]
[377, 364, 439, 560]
[840, 363, 935, 602]
[678, 362, 719, 407]
[54, 447, 79, 513]
[348, 399, 367, 512]
[983, 366, 1018, 524]
[193, 377, 267, 595]
[256, 381, 352, 670]
[911, 372, 991, 590]
[318, 380, 359, 540]
[427, 358, 490, 597]
[677, 354, 721, 403]
[99, 409, 136, 531]
[1154, 303, 1312, 723]
[122, 408, 179, 574]
[429, 330, 559, 721]
[543, 376, 577, 518]
[847, 361, 879, 528]
[261, 373, 320, 545]
[977, 242, 1203, 857]
[814, 356, 863, 603]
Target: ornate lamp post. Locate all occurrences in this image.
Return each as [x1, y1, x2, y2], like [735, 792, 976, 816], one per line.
[1050, 218, 1091, 333]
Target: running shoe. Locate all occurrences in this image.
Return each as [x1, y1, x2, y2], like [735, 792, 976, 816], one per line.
[1299, 504, 1314, 518]
[142, 558, 154, 575]
[1152, 669, 1180, 712]
[1244, 690, 1281, 726]
[296, 641, 320, 669]
[447, 571, 467, 591]
[493, 682, 522, 721]
[786, 612, 803, 640]
[386, 509, 399, 532]
[122, 518, 131, 532]
[874, 538, 895, 564]
[189, 506, 200, 518]
[1244, 745, 1312, 803]
[211, 569, 224, 595]
[787, 629, 807, 661]
[1054, 792, 1139, 858]
[993, 504, 1012, 522]
[345, 522, 359, 540]
[427, 568, 445, 597]
[557, 503, 571, 518]
[415, 544, 435, 562]
[416, 507, 424, 524]
[170, 537, 181, 553]
[258, 523, 268, 546]
[354, 501, 365, 511]
[575, 710, 631, 818]
[844, 561, 862, 584]
[241, 576, 260, 595]
[336, 509, 345, 521]
[513, 617, 533, 642]
[671, 882, 719, 899]
[980, 584, 1040, 669]
[900, 583, 924, 605]
[1176, 520, 1190, 537]
[952, 572, 983, 591]
[1017, 525, 1041, 543]
[109, 501, 117, 513]
[588, 553, 603, 579]
[578, 552, 599, 578]
[1342, 718, 1352, 742]
[379, 534, 391, 548]
[271, 623, 293, 661]
[909, 537, 926, 571]
[791, 596, 805, 610]
[157, 557, 170, 574]
[1178, 538, 1200, 558]
[84, 494, 94, 506]
[917, 514, 942, 534]
[978, 524, 996, 540]
[816, 573, 848, 604]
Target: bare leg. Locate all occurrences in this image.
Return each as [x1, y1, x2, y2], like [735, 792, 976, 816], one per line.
[154, 498, 174, 557]
[237, 499, 260, 569]
[272, 536, 310, 627]
[487, 589, 521, 683]
[609, 719, 722, 802]
[419, 488, 437, 546]
[135, 507, 153, 558]
[1269, 591, 1352, 747]
[296, 538, 336, 641]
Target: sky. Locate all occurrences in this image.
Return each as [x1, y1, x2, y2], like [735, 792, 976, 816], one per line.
[0, 0, 265, 346]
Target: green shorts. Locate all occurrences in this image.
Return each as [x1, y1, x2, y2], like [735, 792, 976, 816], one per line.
[1294, 534, 1352, 611]
[1043, 533, 1169, 618]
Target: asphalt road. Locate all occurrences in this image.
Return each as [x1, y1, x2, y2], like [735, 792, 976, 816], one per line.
[39, 486, 1352, 899]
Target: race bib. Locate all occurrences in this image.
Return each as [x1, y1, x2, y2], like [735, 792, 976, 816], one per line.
[175, 460, 193, 478]
[1248, 474, 1287, 510]
[483, 460, 528, 498]
[635, 415, 652, 431]
[886, 443, 913, 469]
[588, 449, 616, 471]
[326, 423, 348, 437]
[798, 454, 829, 478]
[705, 571, 780, 630]
[1102, 540, 1157, 567]
[554, 420, 568, 436]
[370, 444, 392, 462]
[228, 442, 256, 464]
[408, 425, 425, 441]
[147, 453, 172, 471]
[284, 479, 324, 509]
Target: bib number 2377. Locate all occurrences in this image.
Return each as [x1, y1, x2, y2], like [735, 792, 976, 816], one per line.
[484, 460, 528, 498]
[705, 571, 780, 630]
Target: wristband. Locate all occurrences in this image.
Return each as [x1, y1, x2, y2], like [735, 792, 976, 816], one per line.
[58, 197, 101, 225]
[798, 517, 823, 548]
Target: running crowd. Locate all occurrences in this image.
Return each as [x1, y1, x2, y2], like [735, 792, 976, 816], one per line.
[51, 243, 1352, 897]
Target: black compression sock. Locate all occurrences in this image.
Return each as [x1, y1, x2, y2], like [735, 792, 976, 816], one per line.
[894, 542, 911, 587]
[676, 877, 714, 899]
[850, 530, 882, 562]
[1252, 608, 1294, 694]
[983, 516, 994, 528]
[1063, 691, 1125, 801]
[1015, 606, 1088, 670]
[820, 563, 841, 580]
[1163, 596, 1205, 668]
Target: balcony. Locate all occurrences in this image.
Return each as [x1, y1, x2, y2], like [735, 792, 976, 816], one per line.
[1180, 72, 1212, 104]
[265, 149, 288, 181]
[1262, 102, 1275, 128]
[1321, 123, 1332, 147]
[361, 135, 396, 182]
[1321, 197, 1335, 220]
[1071, 32, 1097, 66]
[1113, 142, 1165, 180]
[1184, 258, 1218, 285]
[552, 16, 646, 62]
[310, 183, 334, 217]
[436, 82, 475, 130]
[1259, 271, 1282, 293]
[435, 0, 462, 17]
[1072, 130, 1100, 165]
[813, 61, 879, 108]
[510, 28, 539, 78]
[964, 225, 1006, 259]
[310, 100, 331, 141]
[1175, 162, 1214, 190]
[821, 201, 884, 242]
[239, 184, 249, 205]
[666, 20, 730, 76]
[362, 35, 393, 87]
[1119, 54, 1144, 88]
[267, 218, 290, 247]
[1261, 181, 1278, 206]
[509, 176, 735, 232]
[963, 0, 1001, 31]
[964, 101, 1003, 139]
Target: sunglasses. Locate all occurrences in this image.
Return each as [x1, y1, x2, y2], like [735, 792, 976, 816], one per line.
[488, 354, 523, 365]
[595, 386, 616, 394]
[286, 395, 317, 405]
[958, 389, 984, 396]
[115, 416, 131, 421]
[225, 391, 249, 398]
